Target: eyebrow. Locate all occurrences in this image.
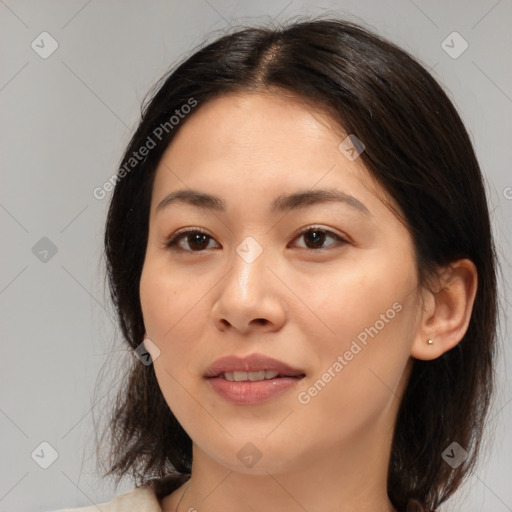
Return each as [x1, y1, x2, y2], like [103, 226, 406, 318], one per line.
[155, 188, 371, 216]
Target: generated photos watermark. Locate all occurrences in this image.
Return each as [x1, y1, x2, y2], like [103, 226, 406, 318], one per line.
[93, 97, 198, 200]
[298, 301, 403, 405]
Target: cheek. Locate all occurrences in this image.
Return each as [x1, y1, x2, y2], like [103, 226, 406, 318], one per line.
[139, 258, 204, 361]
[292, 251, 416, 350]
[291, 253, 418, 411]
[139, 259, 207, 418]
[292, 313, 415, 448]
[300, 279, 416, 407]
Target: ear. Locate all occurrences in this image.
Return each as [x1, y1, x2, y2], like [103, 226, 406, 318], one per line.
[411, 259, 478, 361]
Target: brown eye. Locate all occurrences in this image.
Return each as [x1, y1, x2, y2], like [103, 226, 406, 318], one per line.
[165, 229, 218, 252]
[165, 226, 347, 254]
[293, 227, 347, 250]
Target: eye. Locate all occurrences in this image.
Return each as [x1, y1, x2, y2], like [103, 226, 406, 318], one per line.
[164, 226, 348, 254]
[291, 226, 348, 250]
[165, 228, 219, 252]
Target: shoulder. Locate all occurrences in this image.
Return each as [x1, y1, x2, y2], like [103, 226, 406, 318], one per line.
[52, 474, 190, 512]
[52, 486, 159, 512]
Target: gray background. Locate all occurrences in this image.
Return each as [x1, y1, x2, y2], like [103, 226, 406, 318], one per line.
[1, 1, 511, 511]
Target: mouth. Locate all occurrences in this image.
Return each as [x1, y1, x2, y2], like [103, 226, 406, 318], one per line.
[205, 353, 306, 380]
[205, 354, 305, 405]
[219, 370, 301, 382]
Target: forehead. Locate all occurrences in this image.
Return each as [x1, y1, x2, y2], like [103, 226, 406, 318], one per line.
[151, 91, 396, 218]
[163, 91, 345, 162]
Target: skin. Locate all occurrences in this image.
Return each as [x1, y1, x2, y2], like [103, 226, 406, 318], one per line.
[139, 90, 477, 512]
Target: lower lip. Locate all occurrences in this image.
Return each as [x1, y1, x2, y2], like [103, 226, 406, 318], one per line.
[207, 376, 303, 405]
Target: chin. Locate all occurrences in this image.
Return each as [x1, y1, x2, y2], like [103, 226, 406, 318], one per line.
[196, 434, 308, 476]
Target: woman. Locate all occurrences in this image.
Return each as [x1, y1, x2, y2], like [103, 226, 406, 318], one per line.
[57, 17, 497, 512]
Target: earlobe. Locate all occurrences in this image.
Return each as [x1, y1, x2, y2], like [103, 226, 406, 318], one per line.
[411, 259, 478, 361]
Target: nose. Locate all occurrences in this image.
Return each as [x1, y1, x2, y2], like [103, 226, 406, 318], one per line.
[211, 244, 287, 335]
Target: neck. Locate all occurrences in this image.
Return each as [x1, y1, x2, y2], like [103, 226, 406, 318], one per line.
[167, 423, 398, 512]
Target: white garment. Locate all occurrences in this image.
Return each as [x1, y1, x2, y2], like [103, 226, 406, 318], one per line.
[52, 482, 166, 511]
[51, 474, 188, 511]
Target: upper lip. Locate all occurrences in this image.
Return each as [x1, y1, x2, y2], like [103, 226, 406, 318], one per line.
[205, 354, 305, 378]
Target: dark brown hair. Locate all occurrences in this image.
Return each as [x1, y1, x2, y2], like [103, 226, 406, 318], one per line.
[97, 17, 498, 512]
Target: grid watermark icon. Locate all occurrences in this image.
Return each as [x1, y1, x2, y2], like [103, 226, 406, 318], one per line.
[237, 442, 262, 468]
[31, 441, 59, 469]
[32, 237, 58, 263]
[134, 338, 161, 365]
[339, 134, 365, 161]
[236, 236, 263, 264]
[31, 32, 59, 59]
[441, 441, 468, 469]
[441, 32, 468, 59]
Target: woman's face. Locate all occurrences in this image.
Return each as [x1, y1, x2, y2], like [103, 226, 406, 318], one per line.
[139, 91, 423, 474]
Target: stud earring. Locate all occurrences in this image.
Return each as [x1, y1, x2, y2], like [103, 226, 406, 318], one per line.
[427, 339, 433, 345]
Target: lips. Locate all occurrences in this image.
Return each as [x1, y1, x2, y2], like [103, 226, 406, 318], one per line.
[205, 354, 305, 405]
[205, 354, 305, 379]
[223, 370, 281, 382]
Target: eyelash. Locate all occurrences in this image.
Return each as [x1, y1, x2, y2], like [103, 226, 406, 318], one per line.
[164, 226, 348, 253]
